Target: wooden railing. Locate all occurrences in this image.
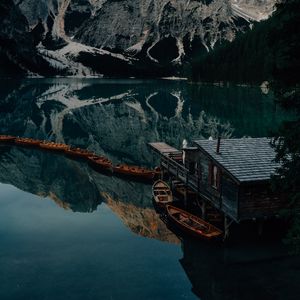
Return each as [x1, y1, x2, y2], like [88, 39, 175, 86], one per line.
[160, 155, 221, 209]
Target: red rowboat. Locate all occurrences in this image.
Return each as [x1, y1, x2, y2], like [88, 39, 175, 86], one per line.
[113, 164, 156, 180]
[39, 141, 70, 152]
[87, 155, 113, 171]
[64, 147, 94, 159]
[166, 205, 223, 240]
[0, 135, 16, 143]
[152, 180, 173, 206]
[15, 137, 40, 147]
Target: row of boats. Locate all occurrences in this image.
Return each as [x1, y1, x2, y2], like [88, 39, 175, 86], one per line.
[1, 134, 222, 240]
[0, 135, 159, 180]
[152, 180, 223, 240]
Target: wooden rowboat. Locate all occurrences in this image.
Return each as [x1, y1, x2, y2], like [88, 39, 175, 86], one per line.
[166, 205, 223, 240]
[113, 164, 156, 180]
[64, 147, 94, 159]
[0, 135, 16, 143]
[87, 155, 113, 171]
[39, 141, 70, 152]
[152, 180, 173, 206]
[15, 137, 40, 147]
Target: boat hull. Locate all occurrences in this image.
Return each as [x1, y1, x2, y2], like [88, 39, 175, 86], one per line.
[0, 135, 16, 143]
[88, 156, 113, 172]
[15, 138, 40, 147]
[39, 142, 70, 152]
[152, 180, 173, 207]
[64, 148, 93, 159]
[166, 205, 223, 240]
[113, 165, 155, 180]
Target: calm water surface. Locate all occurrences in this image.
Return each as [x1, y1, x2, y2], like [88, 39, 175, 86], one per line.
[0, 79, 299, 300]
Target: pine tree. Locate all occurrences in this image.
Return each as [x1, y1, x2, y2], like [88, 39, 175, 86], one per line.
[271, 0, 300, 253]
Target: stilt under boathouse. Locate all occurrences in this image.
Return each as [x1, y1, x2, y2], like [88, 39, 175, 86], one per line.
[148, 138, 289, 238]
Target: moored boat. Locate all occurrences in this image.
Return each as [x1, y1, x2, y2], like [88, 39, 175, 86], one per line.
[113, 164, 156, 180]
[0, 135, 16, 143]
[39, 141, 70, 152]
[87, 155, 113, 171]
[152, 180, 173, 206]
[166, 205, 223, 240]
[15, 137, 40, 147]
[64, 147, 94, 159]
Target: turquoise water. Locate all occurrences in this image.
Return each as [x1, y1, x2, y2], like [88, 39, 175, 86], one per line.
[0, 183, 194, 300]
[0, 79, 298, 300]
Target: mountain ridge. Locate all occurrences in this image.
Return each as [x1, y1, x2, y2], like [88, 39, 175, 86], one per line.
[1, 0, 277, 77]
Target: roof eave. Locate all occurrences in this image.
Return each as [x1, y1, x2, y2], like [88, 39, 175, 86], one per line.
[192, 141, 242, 185]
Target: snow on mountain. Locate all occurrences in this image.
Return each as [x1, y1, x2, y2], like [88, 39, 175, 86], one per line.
[8, 0, 277, 76]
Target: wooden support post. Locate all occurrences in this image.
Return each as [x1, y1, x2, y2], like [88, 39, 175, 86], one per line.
[160, 165, 164, 180]
[183, 186, 188, 207]
[168, 175, 172, 189]
[184, 173, 189, 208]
[258, 219, 264, 237]
[201, 201, 207, 220]
[223, 216, 230, 241]
[195, 192, 201, 209]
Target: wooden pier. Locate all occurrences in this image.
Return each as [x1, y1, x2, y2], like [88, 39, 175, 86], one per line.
[149, 142, 221, 211]
[149, 138, 290, 238]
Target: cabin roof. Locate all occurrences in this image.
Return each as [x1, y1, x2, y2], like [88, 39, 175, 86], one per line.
[193, 138, 279, 183]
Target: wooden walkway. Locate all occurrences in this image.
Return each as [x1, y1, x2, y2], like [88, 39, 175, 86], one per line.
[148, 142, 181, 156]
[148, 142, 222, 211]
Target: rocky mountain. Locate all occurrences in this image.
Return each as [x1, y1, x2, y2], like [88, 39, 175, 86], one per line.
[0, 0, 55, 77]
[1, 0, 277, 77]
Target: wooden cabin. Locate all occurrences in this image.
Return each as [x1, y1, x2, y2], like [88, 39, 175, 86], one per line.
[149, 138, 287, 224]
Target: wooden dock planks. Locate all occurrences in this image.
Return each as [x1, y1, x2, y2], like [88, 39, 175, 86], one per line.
[148, 142, 181, 156]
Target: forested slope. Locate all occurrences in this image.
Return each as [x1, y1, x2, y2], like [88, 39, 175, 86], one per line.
[190, 0, 300, 85]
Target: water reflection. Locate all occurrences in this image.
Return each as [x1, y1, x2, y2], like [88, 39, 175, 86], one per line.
[0, 184, 194, 300]
[0, 145, 101, 213]
[0, 145, 178, 243]
[0, 78, 294, 299]
[0, 78, 287, 166]
[1, 144, 299, 299]
[180, 238, 300, 300]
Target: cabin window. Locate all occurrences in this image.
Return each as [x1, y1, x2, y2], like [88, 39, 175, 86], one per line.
[199, 157, 209, 184]
[209, 163, 220, 190]
[212, 165, 218, 188]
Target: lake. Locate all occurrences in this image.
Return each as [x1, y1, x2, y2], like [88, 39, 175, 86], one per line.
[0, 78, 299, 300]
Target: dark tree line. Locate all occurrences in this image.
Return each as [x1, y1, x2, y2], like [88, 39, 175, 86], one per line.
[190, 1, 299, 85]
[271, 0, 300, 252]
[191, 0, 300, 250]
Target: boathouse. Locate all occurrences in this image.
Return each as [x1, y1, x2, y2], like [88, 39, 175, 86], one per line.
[149, 138, 287, 224]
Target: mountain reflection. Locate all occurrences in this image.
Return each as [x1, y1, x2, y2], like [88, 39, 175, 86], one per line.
[0, 78, 287, 166]
[1, 144, 299, 298]
[102, 192, 180, 244]
[0, 145, 101, 213]
[0, 145, 179, 243]
[0, 79, 294, 300]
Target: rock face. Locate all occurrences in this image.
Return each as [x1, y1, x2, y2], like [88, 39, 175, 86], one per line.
[0, 0, 53, 76]
[4, 0, 277, 76]
[75, 0, 243, 62]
